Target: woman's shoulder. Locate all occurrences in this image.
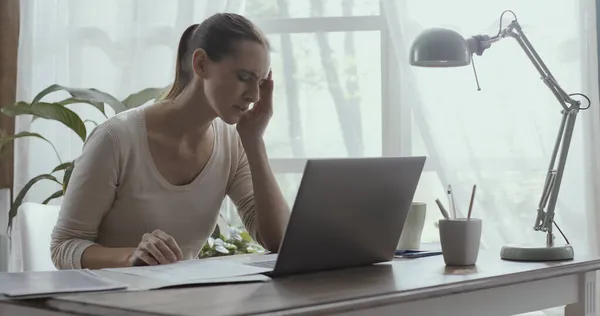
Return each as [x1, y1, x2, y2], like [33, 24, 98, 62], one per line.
[88, 107, 144, 148]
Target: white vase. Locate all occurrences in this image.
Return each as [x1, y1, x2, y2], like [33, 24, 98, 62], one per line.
[397, 202, 427, 250]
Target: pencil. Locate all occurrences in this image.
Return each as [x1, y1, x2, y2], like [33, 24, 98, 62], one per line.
[435, 199, 450, 219]
[467, 184, 477, 220]
[448, 185, 457, 219]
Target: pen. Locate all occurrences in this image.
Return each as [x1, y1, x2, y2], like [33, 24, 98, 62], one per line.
[402, 251, 443, 259]
[447, 185, 457, 219]
[435, 198, 450, 220]
[467, 184, 477, 220]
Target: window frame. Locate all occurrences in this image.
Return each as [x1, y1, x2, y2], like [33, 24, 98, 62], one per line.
[253, 11, 408, 174]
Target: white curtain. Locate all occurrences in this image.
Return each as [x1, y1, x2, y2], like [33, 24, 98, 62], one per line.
[14, 0, 246, 207]
[382, 0, 598, 254]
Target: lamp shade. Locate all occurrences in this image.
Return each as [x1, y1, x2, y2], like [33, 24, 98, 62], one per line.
[409, 28, 471, 67]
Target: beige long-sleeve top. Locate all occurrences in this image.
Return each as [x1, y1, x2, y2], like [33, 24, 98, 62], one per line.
[50, 107, 260, 269]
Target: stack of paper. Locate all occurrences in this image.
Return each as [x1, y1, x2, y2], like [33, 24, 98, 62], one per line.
[102, 259, 273, 289]
[0, 269, 127, 299]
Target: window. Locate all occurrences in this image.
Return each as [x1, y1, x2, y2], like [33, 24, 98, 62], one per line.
[221, 1, 395, 228]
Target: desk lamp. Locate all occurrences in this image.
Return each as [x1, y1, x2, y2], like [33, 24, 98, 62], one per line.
[408, 10, 591, 261]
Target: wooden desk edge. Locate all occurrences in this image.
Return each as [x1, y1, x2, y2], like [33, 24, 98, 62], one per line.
[38, 259, 600, 316]
[266, 260, 600, 316]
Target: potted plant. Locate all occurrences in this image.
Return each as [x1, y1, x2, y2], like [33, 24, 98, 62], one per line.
[0, 84, 263, 257]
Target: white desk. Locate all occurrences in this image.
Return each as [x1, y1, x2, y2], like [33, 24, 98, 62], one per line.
[1, 249, 599, 316]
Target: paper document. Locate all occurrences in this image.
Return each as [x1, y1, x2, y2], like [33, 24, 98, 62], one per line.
[156, 274, 271, 289]
[0, 269, 127, 298]
[103, 259, 272, 284]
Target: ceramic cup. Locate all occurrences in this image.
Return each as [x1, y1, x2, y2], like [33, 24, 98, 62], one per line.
[439, 218, 482, 266]
[397, 202, 427, 250]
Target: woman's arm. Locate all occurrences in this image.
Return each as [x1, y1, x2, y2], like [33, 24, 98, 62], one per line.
[52, 124, 182, 269]
[230, 70, 290, 251]
[80, 246, 136, 269]
[50, 124, 127, 269]
[242, 139, 290, 251]
[227, 137, 290, 252]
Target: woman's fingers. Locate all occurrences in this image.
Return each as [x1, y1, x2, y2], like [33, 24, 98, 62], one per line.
[144, 240, 169, 264]
[132, 230, 183, 267]
[153, 230, 184, 261]
[133, 249, 158, 266]
[153, 238, 178, 263]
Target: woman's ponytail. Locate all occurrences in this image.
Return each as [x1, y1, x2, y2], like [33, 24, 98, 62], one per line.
[165, 24, 199, 99]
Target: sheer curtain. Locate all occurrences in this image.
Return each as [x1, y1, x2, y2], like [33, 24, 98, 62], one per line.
[14, 0, 246, 207]
[382, 0, 598, 255]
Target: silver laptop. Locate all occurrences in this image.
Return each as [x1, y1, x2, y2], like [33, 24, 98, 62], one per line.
[248, 156, 426, 277]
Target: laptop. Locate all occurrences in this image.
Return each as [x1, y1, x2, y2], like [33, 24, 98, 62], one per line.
[247, 156, 426, 277]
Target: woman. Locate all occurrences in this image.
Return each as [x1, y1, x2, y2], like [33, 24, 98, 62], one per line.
[50, 13, 290, 269]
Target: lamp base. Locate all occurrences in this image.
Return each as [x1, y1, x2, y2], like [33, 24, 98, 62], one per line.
[500, 244, 574, 262]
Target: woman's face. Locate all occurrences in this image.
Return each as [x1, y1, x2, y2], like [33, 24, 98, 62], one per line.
[195, 40, 271, 125]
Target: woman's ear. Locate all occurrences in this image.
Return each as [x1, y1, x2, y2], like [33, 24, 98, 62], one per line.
[192, 48, 208, 78]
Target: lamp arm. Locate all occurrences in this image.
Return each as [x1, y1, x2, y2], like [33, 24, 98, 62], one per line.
[472, 19, 586, 246]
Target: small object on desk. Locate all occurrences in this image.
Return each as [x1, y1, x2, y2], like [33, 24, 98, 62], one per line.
[467, 184, 477, 220]
[396, 202, 427, 250]
[395, 242, 442, 258]
[439, 218, 482, 266]
[434, 198, 450, 219]
[401, 251, 443, 259]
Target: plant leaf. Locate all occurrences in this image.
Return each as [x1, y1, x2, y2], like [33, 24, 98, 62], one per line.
[42, 190, 64, 204]
[31, 84, 126, 113]
[58, 97, 106, 116]
[210, 223, 221, 239]
[0, 131, 62, 163]
[7, 174, 61, 233]
[2, 102, 87, 142]
[121, 87, 165, 109]
[31, 97, 108, 123]
[240, 231, 253, 242]
[84, 119, 99, 127]
[215, 245, 229, 254]
[62, 162, 75, 194]
[52, 162, 72, 173]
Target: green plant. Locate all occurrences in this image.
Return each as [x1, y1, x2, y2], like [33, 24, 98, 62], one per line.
[0, 84, 168, 232]
[199, 225, 264, 258]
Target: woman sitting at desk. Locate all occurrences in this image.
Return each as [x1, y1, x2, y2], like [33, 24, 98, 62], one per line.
[50, 13, 290, 270]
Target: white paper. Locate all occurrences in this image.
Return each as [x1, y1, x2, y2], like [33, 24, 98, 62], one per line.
[103, 259, 272, 283]
[155, 274, 271, 289]
[0, 269, 127, 298]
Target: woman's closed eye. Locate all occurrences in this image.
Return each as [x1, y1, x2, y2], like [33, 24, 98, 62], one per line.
[238, 73, 251, 81]
[237, 71, 255, 82]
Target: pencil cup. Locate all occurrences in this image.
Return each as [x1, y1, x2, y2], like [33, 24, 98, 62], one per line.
[439, 218, 482, 266]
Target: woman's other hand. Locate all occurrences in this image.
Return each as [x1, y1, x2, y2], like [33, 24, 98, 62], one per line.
[130, 229, 183, 266]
